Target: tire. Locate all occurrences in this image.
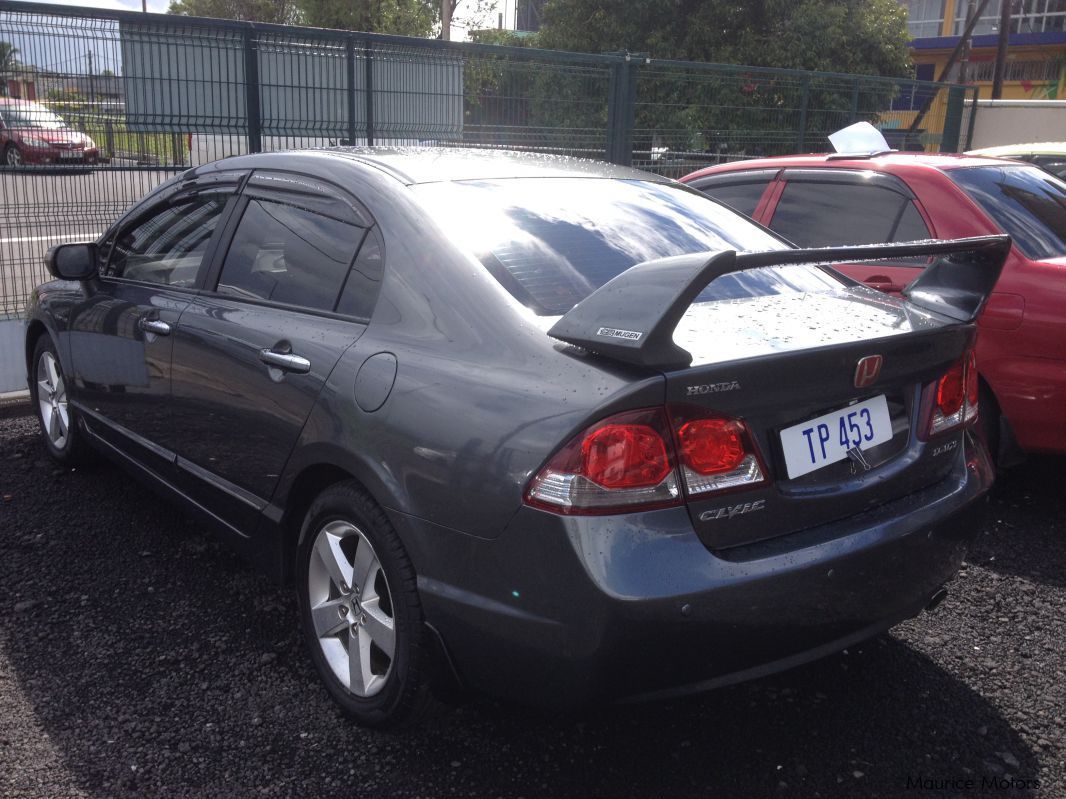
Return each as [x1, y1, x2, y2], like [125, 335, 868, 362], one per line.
[4, 144, 23, 167]
[296, 481, 432, 729]
[29, 335, 90, 465]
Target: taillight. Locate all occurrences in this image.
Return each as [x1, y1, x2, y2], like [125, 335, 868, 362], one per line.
[925, 350, 979, 437]
[525, 408, 681, 515]
[670, 407, 767, 496]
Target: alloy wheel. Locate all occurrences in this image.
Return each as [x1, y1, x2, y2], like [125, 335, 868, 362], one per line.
[306, 520, 396, 697]
[5, 146, 22, 167]
[36, 350, 69, 449]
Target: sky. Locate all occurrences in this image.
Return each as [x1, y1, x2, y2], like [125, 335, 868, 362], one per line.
[15, 0, 511, 34]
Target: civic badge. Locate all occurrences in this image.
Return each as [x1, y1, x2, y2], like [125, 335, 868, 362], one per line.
[854, 355, 883, 389]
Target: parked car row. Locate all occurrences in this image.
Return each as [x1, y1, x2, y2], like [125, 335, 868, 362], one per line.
[21, 142, 1030, 729]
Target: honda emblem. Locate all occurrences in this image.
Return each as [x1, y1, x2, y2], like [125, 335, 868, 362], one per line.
[854, 355, 883, 388]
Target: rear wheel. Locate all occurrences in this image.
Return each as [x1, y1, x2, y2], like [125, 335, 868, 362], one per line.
[4, 144, 23, 167]
[296, 481, 431, 728]
[30, 336, 89, 465]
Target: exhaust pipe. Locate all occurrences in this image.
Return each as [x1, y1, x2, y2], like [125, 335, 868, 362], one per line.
[925, 587, 949, 613]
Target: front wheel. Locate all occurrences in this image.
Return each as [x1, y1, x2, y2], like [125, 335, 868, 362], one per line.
[30, 336, 89, 464]
[4, 144, 24, 167]
[296, 481, 432, 728]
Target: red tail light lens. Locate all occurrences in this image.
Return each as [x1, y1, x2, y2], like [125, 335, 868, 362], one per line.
[936, 362, 965, 417]
[525, 408, 681, 515]
[677, 418, 746, 474]
[925, 350, 979, 437]
[670, 407, 767, 496]
[581, 423, 671, 488]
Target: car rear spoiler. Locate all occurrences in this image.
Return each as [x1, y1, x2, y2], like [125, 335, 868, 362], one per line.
[547, 235, 1011, 370]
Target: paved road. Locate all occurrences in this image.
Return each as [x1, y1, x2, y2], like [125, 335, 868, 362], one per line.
[0, 167, 174, 316]
[0, 408, 1063, 798]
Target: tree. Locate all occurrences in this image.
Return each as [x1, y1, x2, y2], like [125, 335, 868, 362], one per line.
[299, 0, 436, 35]
[0, 41, 19, 73]
[167, 0, 300, 25]
[536, 0, 911, 78]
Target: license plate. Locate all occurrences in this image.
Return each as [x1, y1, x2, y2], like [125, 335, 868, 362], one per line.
[57, 150, 81, 159]
[780, 395, 892, 479]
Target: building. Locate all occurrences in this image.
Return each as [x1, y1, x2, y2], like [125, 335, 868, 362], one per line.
[901, 0, 1066, 100]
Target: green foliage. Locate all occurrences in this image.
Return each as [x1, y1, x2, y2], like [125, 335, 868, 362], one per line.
[0, 40, 19, 72]
[167, 0, 300, 25]
[532, 0, 915, 159]
[299, 0, 435, 36]
[537, 0, 911, 78]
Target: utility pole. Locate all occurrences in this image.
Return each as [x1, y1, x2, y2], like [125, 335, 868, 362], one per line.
[440, 0, 452, 41]
[959, 0, 978, 84]
[991, 0, 1012, 98]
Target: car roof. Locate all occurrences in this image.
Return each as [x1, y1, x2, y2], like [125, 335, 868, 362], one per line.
[195, 147, 672, 186]
[682, 151, 1013, 181]
[967, 142, 1066, 157]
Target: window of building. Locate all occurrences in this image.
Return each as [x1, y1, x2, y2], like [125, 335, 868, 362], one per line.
[903, 0, 947, 38]
[954, 0, 1066, 36]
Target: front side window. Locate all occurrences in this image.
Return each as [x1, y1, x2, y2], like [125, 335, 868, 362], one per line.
[949, 165, 1066, 260]
[216, 197, 366, 313]
[770, 181, 929, 247]
[106, 194, 228, 286]
[694, 178, 773, 218]
[412, 178, 844, 317]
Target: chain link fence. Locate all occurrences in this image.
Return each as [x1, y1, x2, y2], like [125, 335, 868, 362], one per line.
[0, 0, 974, 318]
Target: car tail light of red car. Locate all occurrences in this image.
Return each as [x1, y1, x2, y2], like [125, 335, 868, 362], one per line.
[525, 406, 767, 515]
[924, 350, 979, 438]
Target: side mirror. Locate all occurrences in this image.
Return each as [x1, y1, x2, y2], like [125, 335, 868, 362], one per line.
[46, 242, 98, 281]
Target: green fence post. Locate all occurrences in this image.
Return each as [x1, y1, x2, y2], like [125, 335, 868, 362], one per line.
[849, 79, 860, 123]
[941, 85, 965, 153]
[606, 55, 637, 165]
[796, 75, 811, 151]
[242, 28, 262, 153]
[364, 41, 376, 147]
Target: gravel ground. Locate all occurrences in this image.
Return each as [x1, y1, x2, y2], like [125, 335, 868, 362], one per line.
[1, 408, 1063, 799]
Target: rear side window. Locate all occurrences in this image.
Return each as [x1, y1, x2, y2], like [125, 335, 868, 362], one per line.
[216, 198, 365, 313]
[693, 178, 772, 217]
[413, 178, 829, 317]
[949, 165, 1066, 260]
[770, 181, 930, 247]
[106, 194, 228, 286]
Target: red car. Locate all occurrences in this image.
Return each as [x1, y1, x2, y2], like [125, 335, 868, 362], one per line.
[682, 153, 1066, 461]
[0, 98, 99, 166]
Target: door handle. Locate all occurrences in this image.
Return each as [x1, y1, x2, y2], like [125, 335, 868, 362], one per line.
[138, 317, 172, 336]
[259, 348, 311, 374]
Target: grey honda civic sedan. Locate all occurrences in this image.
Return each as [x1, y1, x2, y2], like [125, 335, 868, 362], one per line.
[25, 148, 1007, 728]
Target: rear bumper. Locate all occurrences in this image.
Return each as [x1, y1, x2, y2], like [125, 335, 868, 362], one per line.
[391, 432, 992, 709]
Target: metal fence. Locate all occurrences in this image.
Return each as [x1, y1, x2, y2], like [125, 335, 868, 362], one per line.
[0, 0, 976, 318]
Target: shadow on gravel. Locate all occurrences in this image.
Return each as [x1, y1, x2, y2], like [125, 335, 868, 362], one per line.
[0, 417, 1048, 798]
[968, 455, 1066, 589]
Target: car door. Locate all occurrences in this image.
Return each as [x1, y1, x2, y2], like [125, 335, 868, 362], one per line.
[762, 169, 934, 293]
[68, 174, 241, 474]
[167, 170, 381, 533]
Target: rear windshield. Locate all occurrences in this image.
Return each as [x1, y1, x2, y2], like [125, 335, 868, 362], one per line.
[949, 165, 1066, 260]
[414, 178, 844, 316]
